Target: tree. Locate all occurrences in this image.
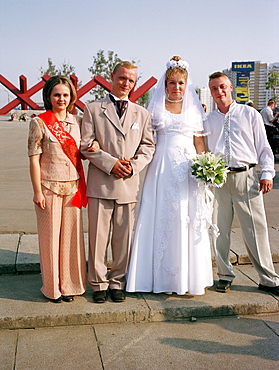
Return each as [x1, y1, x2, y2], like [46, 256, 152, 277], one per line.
[59, 61, 76, 77]
[40, 58, 58, 76]
[137, 91, 150, 108]
[39, 58, 81, 87]
[266, 69, 279, 100]
[88, 50, 122, 101]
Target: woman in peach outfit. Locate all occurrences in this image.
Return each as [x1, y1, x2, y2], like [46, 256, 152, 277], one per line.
[28, 76, 87, 303]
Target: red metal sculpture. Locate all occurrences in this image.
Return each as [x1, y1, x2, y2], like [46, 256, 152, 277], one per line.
[0, 74, 157, 115]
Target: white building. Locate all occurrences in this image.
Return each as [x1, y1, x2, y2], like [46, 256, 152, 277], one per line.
[249, 61, 268, 109]
[198, 87, 215, 114]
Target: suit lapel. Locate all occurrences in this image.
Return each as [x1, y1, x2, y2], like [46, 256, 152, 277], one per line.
[102, 96, 137, 136]
[102, 96, 124, 134]
[122, 102, 137, 135]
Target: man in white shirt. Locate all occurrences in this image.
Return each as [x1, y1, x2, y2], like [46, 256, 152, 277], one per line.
[205, 71, 279, 296]
[260, 99, 279, 153]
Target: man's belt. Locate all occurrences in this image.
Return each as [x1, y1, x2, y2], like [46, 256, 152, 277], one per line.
[228, 164, 256, 172]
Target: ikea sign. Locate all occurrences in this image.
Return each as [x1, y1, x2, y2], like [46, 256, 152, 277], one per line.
[232, 62, 255, 72]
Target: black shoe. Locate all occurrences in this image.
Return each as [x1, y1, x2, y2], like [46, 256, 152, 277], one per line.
[216, 280, 232, 293]
[50, 296, 62, 303]
[258, 284, 279, 296]
[62, 295, 74, 302]
[93, 290, 108, 303]
[110, 289, 126, 302]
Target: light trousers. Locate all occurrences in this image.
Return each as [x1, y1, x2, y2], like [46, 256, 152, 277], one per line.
[212, 167, 279, 287]
[87, 198, 136, 291]
[35, 187, 87, 299]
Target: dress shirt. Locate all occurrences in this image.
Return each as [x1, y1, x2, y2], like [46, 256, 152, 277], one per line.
[260, 106, 276, 127]
[205, 101, 275, 180]
[109, 93, 129, 102]
[109, 93, 128, 110]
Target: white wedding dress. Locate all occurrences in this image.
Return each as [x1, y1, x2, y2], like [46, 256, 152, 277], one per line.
[126, 110, 213, 295]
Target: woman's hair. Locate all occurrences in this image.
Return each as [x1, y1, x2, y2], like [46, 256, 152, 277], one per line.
[165, 56, 188, 83]
[43, 75, 77, 112]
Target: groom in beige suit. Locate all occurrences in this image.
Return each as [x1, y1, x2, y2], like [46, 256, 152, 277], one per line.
[81, 61, 155, 303]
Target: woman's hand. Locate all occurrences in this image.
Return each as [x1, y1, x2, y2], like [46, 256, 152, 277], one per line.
[33, 192, 45, 209]
[29, 155, 45, 209]
[88, 140, 100, 152]
[194, 135, 206, 154]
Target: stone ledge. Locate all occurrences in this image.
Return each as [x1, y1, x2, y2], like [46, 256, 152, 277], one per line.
[0, 228, 278, 274]
[0, 234, 19, 274]
[0, 266, 278, 330]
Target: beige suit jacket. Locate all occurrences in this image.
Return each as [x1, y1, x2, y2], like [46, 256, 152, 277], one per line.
[81, 95, 155, 203]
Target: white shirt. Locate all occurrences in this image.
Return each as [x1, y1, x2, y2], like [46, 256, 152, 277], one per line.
[260, 106, 276, 127]
[110, 93, 129, 102]
[205, 101, 275, 180]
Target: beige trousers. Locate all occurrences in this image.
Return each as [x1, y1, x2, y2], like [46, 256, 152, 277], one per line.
[87, 198, 136, 291]
[35, 187, 87, 300]
[213, 167, 279, 287]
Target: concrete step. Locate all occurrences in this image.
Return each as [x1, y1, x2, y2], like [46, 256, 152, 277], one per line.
[1, 227, 279, 274]
[0, 265, 278, 330]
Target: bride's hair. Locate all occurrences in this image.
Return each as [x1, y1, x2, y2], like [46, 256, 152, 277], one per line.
[165, 56, 188, 83]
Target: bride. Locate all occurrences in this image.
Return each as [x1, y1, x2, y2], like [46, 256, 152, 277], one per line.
[126, 56, 213, 295]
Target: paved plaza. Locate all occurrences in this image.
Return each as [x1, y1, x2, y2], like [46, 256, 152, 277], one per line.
[0, 115, 278, 369]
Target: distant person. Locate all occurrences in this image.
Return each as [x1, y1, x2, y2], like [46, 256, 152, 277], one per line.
[28, 76, 87, 303]
[19, 113, 28, 121]
[206, 72, 279, 296]
[9, 113, 17, 121]
[202, 103, 207, 113]
[126, 56, 213, 295]
[245, 100, 255, 108]
[260, 99, 279, 154]
[81, 61, 155, 304]
[274, 105, 279, 127]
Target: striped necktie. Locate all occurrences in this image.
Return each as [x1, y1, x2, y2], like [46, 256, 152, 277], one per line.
[109, 94, 128, 119]
[115, 100, 128, 119]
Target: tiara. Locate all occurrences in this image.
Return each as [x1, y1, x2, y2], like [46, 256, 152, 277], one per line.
[166, 59, 189, 71]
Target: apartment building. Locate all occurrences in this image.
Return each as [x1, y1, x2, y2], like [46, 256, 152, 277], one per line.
[198, 87, 215, 114]
[223, 61, 279, 110]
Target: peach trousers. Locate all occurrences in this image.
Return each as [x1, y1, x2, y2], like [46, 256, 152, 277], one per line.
[35, 187, 87, 300]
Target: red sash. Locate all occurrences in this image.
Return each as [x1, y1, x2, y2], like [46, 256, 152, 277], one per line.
[39, 110, 87, 208]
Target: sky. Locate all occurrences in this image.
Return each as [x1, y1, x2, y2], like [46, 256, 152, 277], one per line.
[0, 0, 278, 107]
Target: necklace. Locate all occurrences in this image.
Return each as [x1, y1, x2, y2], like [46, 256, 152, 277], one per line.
[166, 97, 183, 103]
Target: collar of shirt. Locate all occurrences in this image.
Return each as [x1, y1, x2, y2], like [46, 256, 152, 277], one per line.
[62, 112, 76, 125]
[58, 113, 76, 130]
[216, 100, 237, 116]
[109, 93, 129, 102]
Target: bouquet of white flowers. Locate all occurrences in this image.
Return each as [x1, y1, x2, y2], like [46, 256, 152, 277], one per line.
[191, 152, 229, 187]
